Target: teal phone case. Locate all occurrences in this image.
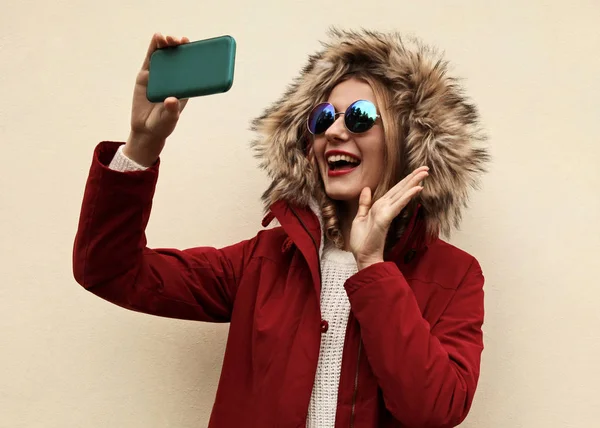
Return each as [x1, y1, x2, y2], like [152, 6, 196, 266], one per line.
[146, 35, 236, 102]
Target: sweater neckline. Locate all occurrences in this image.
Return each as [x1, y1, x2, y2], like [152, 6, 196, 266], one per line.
[322, 242, 356, 265]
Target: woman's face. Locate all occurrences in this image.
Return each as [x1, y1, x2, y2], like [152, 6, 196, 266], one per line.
[312, 78, 386, 204]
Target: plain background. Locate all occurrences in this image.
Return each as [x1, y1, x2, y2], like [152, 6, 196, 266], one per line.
[2, 0, 599, 427]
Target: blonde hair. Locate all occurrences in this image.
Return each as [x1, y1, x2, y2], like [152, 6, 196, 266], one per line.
[308, 72, 416, 251]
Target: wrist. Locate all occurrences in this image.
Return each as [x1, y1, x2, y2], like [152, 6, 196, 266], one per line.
[124, 132, 165, 167]
[356, 257, 384, 271]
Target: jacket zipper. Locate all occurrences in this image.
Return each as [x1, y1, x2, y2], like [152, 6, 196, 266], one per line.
[350, 340, 362, 428]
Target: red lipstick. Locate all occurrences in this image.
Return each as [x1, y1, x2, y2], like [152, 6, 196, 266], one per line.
[328, 167, 357, 177]
[325, 149, 361, 177]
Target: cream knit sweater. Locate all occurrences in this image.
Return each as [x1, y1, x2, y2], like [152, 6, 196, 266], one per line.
[108, 145, 357, 427]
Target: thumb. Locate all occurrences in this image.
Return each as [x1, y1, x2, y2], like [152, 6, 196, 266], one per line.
[356, 187, 372, 218]
[159, 97, 181, 124]
[163, 97, 181, 114]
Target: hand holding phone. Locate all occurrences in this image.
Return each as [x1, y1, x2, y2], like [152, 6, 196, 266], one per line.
[123, 33, 237, 167]
[122, 33, 191, 167]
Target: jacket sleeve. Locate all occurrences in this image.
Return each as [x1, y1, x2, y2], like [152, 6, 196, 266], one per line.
[72, 141, 254, 322]
[344, 258, 484, 428]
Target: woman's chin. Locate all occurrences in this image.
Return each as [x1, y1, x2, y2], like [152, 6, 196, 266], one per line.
[324, 188, 361, 202]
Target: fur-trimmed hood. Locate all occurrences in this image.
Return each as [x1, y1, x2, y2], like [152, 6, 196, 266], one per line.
[251, 28, 489, 238]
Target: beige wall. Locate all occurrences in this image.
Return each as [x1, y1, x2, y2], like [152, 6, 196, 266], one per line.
[2, 0, 599, 426]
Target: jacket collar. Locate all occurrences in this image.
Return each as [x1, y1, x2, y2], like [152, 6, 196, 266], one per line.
[267, 200, 322, 298]
[263, 200, 430, 291]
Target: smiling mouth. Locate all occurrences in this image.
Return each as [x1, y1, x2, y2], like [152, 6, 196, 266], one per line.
[324, 151, 362, 177]
[327, 160, 360, 177]
[329, 159, 358, 170]
[327, 154, 361, 169]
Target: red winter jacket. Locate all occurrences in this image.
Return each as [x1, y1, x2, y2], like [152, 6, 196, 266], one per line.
[73, 142, 485, 427]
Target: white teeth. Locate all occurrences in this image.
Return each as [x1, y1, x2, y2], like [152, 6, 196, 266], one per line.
[327, 154, 360, 164]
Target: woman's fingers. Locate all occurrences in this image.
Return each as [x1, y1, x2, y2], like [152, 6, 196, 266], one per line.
[389, 185, 424, 215]
[163, 97, 179, 112]
[356, 187, 372, 219]
[142, 33, 160, 70]
[163, 97, 189, 114]
[142, 33, 189, 71]
[156, 33, 168, 48]
[386, 167, 429, 201]
[371, 166, 428, 223]
[166, 35, 190, 45]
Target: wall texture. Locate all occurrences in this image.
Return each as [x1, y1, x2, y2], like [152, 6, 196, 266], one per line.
[1, 0, 599, 426]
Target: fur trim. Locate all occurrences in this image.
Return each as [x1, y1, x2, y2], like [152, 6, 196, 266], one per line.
[250, 28, 489, 237]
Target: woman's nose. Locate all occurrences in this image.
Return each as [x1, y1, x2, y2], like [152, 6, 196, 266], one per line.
[324, 115, 349, 142]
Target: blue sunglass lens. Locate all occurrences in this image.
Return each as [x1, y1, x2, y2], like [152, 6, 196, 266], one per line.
[308, 103, 335, 134]
[345, 100, 378, 133]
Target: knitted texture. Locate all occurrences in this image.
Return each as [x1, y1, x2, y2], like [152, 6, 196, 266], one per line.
[307, 242, 357, 428]
[108, 144, 149, 171]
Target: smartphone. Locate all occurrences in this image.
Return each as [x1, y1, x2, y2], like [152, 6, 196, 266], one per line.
[146, 35, 236, 102]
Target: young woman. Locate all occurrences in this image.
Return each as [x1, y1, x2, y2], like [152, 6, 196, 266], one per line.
[73, 29, 489, 428]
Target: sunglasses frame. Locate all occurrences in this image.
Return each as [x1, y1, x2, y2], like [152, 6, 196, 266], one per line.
[306, 99, 381, 135]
